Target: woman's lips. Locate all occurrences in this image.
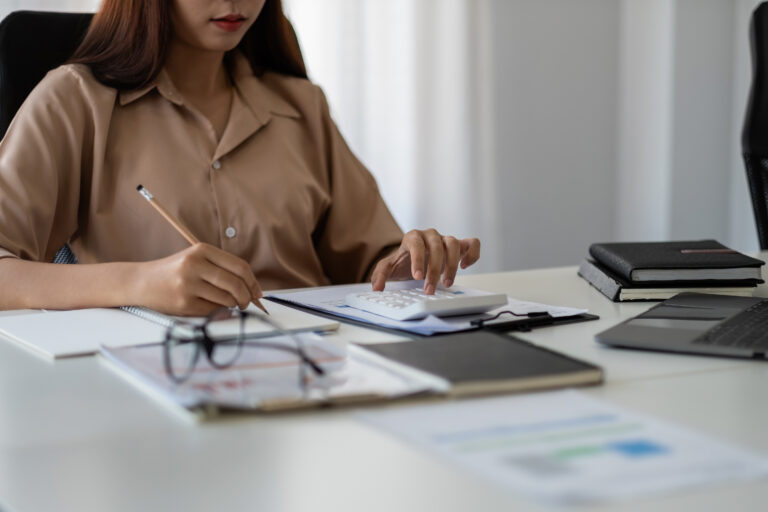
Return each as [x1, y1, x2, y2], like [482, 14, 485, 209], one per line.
[211, 15, 246, 32]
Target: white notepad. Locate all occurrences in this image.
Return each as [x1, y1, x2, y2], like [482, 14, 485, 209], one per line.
[0, 301, 339, 360]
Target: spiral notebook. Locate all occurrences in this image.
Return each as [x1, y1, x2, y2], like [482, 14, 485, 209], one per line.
[0, 301, 339, 360]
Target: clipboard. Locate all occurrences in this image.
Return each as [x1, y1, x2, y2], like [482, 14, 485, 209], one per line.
[470, 310, 600, 333]
[267, 296, 599, 337]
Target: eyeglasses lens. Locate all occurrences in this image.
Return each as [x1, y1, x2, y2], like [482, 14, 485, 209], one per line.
[166, 323, 201, 382]
[206, 310, 245, 368]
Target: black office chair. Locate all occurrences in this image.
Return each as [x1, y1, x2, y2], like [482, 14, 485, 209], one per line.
[743, 2, 768, 250]
[0, 11, 93, 139]
[0, 11, 93, 263]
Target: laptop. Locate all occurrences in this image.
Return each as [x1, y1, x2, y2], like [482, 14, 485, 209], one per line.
[595, 292, 768, 359]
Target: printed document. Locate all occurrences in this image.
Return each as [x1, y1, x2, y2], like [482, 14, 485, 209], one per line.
[358, 390, 768, 505]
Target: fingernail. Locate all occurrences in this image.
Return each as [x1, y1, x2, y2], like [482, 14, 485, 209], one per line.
[414, 271, 423, 280]
[426, 284, 435, 294]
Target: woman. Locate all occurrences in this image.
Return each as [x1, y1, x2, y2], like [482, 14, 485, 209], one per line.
[0, 0, 480, 316]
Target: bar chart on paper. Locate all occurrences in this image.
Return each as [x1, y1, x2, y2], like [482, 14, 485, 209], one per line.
[487, 418, 668, 479]
[358, 390, 768, 505]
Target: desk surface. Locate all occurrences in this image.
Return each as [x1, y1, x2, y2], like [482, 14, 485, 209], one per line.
[1, 264, 767, 512]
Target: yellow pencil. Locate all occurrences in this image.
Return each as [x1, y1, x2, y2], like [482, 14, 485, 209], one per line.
[136, 184, 269, 315]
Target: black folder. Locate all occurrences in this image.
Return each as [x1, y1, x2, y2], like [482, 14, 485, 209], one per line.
[364, 331, 603, 397]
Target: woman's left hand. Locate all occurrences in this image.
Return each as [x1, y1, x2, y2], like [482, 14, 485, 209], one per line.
[370, 229, 481, 294]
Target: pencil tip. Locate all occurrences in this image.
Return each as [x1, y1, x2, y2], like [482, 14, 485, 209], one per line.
[136, 184, 143, 191]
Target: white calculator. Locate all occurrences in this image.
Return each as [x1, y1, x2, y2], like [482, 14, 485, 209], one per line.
[345, 286, 508, 321]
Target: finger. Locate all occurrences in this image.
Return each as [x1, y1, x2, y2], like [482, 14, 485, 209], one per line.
[422, 229, 444, 294]
[403, 231, 427, 280]
[459, 238, 481, 268]
[441, 236, 461, 287]
[371, 248, 412, 290]
[183, 297, 225, 317]
[196, 261, 252, 309]
[198, 244, 263, 299]
[195, 279, 240, 309]
[371, 255, 394, 291]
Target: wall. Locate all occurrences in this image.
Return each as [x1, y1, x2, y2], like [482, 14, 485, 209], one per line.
[491, 0, 621, 270]
[618, 0, 760, 254]
[491, 0, 761, 272]
[616, 0, 674, 242]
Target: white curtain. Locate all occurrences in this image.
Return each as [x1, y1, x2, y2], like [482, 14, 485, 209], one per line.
[287, 0, 766, 272]
[284, 0, 501, 272]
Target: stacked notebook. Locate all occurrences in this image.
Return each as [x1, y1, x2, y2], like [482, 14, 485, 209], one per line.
[578, 240, 765, 301]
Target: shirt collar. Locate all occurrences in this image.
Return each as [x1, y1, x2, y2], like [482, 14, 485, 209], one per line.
[118, 68, 184, 106]
[228, 52, 301, 121]
[118, 52, 302, 121]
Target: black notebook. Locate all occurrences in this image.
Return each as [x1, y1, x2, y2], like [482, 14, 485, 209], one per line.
[588, 240, 764, 283]
[578, 258, 759, 302]
[363, 331, 603, 397]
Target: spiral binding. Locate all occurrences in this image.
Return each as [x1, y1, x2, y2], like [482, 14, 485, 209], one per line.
[119, 305, 176, 328]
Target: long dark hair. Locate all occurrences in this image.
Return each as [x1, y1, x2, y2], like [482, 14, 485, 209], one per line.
[70, 0, 307, 90]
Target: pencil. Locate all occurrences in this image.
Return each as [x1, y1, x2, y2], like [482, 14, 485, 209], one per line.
[136, 185, 269, 315]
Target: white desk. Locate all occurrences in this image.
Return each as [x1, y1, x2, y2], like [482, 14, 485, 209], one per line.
[0, 264, 767, 512]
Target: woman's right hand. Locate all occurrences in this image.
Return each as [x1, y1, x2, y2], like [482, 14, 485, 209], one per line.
[134, 243, 263, 316]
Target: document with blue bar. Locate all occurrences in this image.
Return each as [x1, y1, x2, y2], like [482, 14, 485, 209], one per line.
[358, 390, 768, 505]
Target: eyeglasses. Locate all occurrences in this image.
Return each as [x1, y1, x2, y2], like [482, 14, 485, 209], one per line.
[163, 307, 325, 389]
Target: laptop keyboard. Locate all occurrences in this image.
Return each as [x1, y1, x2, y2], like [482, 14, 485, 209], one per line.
[694, 300, 768, 349]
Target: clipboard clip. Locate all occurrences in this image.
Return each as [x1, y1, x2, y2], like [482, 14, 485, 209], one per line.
[471, 310, 554, 332]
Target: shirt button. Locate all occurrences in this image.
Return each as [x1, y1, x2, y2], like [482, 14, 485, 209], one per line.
[212, 160, 222, 170]
[225, 226, 237, 239]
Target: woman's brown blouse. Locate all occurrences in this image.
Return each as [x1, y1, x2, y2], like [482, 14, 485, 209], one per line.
[0, 55, 403, 290]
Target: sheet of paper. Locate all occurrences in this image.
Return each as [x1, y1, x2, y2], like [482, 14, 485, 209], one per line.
[269, 281, 587, 335]
[357, 390, 768, 505]
[0, 309, 168, 360]
[504, 297, 587, 318]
